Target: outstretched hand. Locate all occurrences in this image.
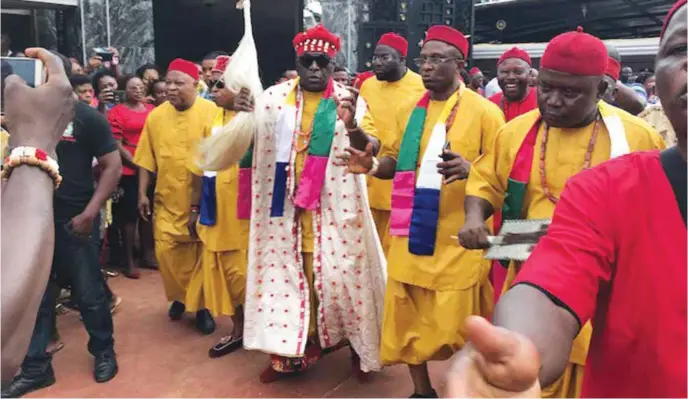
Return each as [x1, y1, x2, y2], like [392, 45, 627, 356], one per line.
[334, 143, 374, 174]
[445, 316, 541, 398]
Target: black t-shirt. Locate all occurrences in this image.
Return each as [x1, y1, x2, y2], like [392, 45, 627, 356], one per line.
[660, 146, 687, 225]
[54, 102, 117, 216]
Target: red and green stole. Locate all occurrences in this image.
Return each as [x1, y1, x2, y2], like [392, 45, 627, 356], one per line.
[500, 103, 628, 243]
[237, 143, 254, 219]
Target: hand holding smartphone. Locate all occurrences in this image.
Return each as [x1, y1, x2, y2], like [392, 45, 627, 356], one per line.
[441, 141, 457, 161]
[1, 57, 45, 88]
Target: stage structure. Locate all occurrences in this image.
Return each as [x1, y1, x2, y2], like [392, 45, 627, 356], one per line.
[152, 0, 303, 86]
[357, 0, 475, 72]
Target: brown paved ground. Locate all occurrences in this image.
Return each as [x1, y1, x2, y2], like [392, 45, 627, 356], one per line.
[27, 269, 451, 398]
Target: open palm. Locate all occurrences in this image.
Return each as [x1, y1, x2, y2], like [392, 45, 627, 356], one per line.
[335, 143, 374, 174]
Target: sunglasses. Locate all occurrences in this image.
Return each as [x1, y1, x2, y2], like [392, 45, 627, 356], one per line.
[298, 54, 331, 69]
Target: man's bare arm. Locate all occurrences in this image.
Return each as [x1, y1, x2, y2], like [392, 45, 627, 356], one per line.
[372, 156, 397, 180]
[85, 151, 122, 218]
[346, 126, 381, 155]
[492, 284, 580, 387]
[465, 196, 494, 223]
[0, 47, 75, 381]
[1, 167, 56, 381]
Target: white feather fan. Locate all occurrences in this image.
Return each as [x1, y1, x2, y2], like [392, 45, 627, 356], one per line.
[199, 0, 267, 171]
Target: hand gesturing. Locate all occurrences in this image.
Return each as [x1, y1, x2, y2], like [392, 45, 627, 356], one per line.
[334, 142, 374, 174]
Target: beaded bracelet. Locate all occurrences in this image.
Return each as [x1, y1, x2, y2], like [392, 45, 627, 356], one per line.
[1, 146, 62, 189]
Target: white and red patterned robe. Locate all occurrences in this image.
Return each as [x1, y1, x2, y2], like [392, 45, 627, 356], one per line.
[242, 79, 387, 372]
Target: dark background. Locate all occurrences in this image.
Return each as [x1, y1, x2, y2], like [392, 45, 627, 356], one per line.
[152, 0, 303, 86]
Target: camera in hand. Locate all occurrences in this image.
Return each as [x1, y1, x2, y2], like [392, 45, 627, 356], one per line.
[112, 90, 125, 104]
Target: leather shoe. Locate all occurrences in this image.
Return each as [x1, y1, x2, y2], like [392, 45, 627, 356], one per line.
[94, 352, 118, 383]
[168, 301, 185, 321]
[1, 368, 55, 398]
[195, 309, 216, 335]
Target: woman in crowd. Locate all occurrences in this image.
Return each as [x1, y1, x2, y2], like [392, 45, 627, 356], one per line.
[149, 80, 167, 106]
[136, 63, 163, 100]
[107, 75, 155, 279]
[93, 70, 119, 114]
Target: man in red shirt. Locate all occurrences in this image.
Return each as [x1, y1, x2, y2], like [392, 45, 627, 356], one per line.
[488, 47, 537, 122]
[447, 1, 687, 397]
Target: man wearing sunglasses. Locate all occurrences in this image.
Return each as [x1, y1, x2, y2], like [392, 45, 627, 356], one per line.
[223, 24, 387, 384]
[336, 25, 505, 398]
[354, 32, 425, 257]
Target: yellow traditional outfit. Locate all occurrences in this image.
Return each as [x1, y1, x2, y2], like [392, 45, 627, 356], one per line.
[133, 97, 218, 303]
[357, 70, 425, 255]
[380, 85, 505, 366]
[466, 103, 665, 397]
[185, 109, 250, 316]
[1, 128, 9, 158]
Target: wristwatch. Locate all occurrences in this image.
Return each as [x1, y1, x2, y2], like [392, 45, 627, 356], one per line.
[367, 156, 380, 176]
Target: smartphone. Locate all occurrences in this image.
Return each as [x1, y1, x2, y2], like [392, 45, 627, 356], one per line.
[441, 141, 456, 162]
[1, 57, 44, 88]
[93, 47, 113, 62]
[112, 90, 125, 104]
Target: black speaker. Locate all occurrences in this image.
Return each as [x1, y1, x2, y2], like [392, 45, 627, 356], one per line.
[358, 0, 475, 72]
[152, 0, 303, 86]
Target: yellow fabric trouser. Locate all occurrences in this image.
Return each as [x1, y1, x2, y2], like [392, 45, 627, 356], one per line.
[185, 248, 247, 317]
[371, 209, 391, 257]
[503, 264, 585, 399]
[541, 362, 585, 398]
[155, 239, 202, 303]
[380, 275, 493, 365]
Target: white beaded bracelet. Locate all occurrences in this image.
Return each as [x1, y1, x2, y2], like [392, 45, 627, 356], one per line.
[2, 146, 62, 189]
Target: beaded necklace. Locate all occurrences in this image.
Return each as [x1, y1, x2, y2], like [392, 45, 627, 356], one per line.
[539, 113, 601, 204]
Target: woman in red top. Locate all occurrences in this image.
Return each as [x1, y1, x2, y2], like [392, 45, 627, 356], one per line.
[108, 75, 154, 279]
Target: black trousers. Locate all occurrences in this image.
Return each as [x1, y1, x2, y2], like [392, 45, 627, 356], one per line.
[21, 210, 114, 376]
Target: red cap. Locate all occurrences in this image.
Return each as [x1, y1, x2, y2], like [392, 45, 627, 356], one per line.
[661, 0, 686, 39]
[293, 24, 341, 59]
[497, 46, 532, 67]
[540, 27, 607, 76]
[212, 55, 231, 73]
[168, 58, 200, 81]
[377, 33, 408, 57]
[424, 25, 469, 58]
[469, 67, 482, 76]
[605, 57, 621, 81]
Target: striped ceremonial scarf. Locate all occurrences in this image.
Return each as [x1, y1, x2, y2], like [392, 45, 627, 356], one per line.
[237, 142, 253, 220]
[270, 77, 337, 217]
[501, 101, 628, 229]
[200, 110, 253, 225]
[389, 85, 463, 256]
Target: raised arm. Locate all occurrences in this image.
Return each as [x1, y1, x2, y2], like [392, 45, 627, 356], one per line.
[1, 48, 75, 381]
[447, 167, 614, 396]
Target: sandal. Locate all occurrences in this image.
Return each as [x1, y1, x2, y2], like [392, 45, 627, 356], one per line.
[208, 334, 243, 358]
[46, 341, 65, 355]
